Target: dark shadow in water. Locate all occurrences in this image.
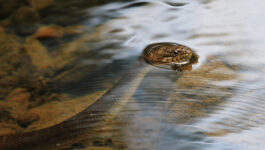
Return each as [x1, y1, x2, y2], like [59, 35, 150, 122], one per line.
[121, 2, 150, 9]
[164, 1, 187, 7]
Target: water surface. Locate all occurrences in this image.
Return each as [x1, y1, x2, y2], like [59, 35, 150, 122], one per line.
[2, 0, 265, 149]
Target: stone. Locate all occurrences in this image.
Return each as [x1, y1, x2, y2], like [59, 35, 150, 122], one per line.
[13, 23, 40, 36]
[0, 0, 23, 20]
[15, 112, 39, 128]
[24, 37, 53, 69]
[64, 25, 86, 35]
[0, 33, 28, 100]
[28, 0, 54, 10]
[9, 7, 40, 24]
[0, 26, 4, 35]
[34, 24, 64, 38]
[6, 88, 31, 103]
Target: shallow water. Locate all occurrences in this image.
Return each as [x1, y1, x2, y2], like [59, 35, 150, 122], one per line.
[74, 0, 265, 149]
[2, 0, 265, 149]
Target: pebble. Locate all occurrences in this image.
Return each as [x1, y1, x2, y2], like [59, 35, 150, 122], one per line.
[0, 27, 4, 34]
[6, 88, 31, 103]
[15, 113, 39, 128]
[34, 24, 64, 38]
[24, 37, 53, 69]
[28, 0, 54, 10]
[9, 7, 40, 24]
[64, 25, 86, 35]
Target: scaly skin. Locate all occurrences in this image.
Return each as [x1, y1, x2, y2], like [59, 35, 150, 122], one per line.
[144, 43, 193, 64]
[0, 42, 198, 150]
[143, 42, 198, 71]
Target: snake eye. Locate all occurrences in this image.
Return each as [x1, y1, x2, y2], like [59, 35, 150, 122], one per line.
[174, 50, 178, 55]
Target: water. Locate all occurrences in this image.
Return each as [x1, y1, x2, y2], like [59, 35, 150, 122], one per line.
[2, 0, 265, 149]
[62, 0, 265, 149]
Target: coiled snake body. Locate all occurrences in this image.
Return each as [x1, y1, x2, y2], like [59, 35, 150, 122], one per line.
[0, 42, 198, 150]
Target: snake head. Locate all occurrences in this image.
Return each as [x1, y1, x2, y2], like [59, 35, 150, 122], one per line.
[159, 45, 193, 64]
[143, 42, 199, 71]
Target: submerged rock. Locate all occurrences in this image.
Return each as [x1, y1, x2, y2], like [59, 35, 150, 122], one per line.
[64, 25, 86, 35]
[5, 88, 31, 103]
[34, 24, 85, 39]
[28, 0, 54, 10]
[9, 7, 40, 24]
[0, 31, 62, 133]
[0, 33, 28, 100]
[34, 24, 64, 38]
[24, 37, 54, 69]
[0, 26, 4, 34]
[15, 112, 39, 128]
[0, 0, 25, 20]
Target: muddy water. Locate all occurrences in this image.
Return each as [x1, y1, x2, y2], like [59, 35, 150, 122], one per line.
[2, 0, 265, 149]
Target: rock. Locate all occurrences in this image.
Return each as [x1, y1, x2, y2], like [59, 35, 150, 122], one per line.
[9, 7, 40, 24]
[28, 0, 54, 10]
[34, 24, 85, 39]
[0, 0, 24, 20]
[0, 33, 28, 100]
[15, 112, 39, 128]
[93, 140, 104, 146]
[34, 24, 64, 38]
[0, 26, 4, 35]
[13, 23, 40, 36]
[64, 25, 86, 35]
[6, 88, 31, 103]
[0, 33, 21, 52]
[0, 108, 13, 122]
[24, 37, 53, 69]
[0, 4, 40, 35]
[104, 139, 113, 146]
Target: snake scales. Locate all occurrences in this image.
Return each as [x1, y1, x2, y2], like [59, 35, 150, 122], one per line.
[0, 42, 198, 150]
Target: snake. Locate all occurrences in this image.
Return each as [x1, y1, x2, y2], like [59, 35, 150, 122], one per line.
[0, 42, 199, 150]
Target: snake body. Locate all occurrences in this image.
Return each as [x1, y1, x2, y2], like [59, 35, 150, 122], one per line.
[0, 42, 198, 150]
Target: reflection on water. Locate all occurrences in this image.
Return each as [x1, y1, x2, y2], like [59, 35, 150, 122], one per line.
[1, 0, 265, 149]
